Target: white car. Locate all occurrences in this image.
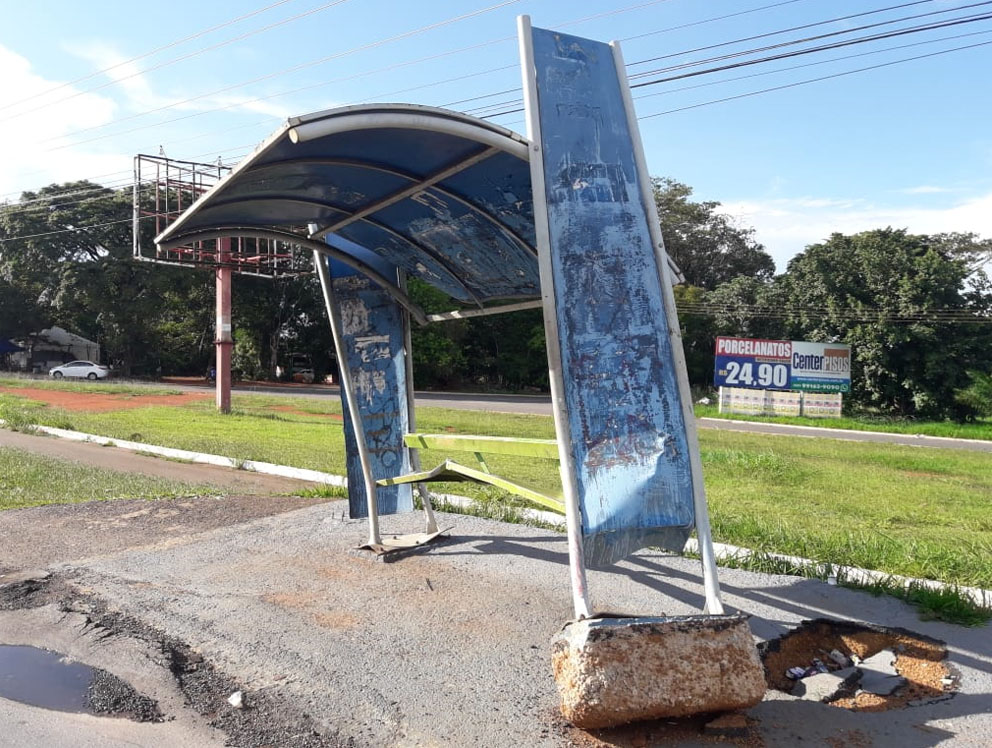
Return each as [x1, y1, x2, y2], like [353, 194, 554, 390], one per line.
[49, 360, 110, 380]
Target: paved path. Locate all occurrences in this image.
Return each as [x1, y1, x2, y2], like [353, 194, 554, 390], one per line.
[7, 503, 987, 747]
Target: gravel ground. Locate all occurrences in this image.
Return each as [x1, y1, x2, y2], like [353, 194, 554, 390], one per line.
[11, 500, 984, 747]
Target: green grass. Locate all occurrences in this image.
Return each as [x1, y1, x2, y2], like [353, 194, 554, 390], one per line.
[695, 401, 992, 441]
[0, 446, 211, 510]
[0, 375, 182, 396]
[2, 388, 990, 592]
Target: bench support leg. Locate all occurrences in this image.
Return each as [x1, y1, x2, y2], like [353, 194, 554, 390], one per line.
[314, 249, 381, 547]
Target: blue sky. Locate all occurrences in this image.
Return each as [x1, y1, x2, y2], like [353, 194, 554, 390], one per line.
[1, 0, 990, 268]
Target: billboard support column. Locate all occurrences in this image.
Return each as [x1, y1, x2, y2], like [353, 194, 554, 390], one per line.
[215, 237, 233, 414]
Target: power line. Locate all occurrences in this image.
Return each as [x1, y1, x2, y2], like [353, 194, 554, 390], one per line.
[1, 0, 353, 124]
[40, 0, 674, 150]
[474, 9, 992, 119]
[0, 0, 299, 113]
[626, 0, 938, 70]
[631, 27, 992, 102]
[637, 37, 992, 119]
[40, 0, 522, 152]
[4, 0, 807, 190]
[630, 8, 992, 88]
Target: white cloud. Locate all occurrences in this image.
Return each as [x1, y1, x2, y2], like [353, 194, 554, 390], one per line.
[900, 185, 954, 195]
[723, 191, 992, 270]
[0, 44, 129, 198]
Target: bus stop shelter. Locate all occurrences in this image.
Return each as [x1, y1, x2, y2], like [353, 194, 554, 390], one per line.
[141, 18, 724, 623]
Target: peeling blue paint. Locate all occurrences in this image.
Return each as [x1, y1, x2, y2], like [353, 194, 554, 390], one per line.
[325, 237, 413, 518]
[530, 26, 694, 567]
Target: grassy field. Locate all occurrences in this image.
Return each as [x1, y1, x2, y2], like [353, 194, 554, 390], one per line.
[2, 385, 989, 594]
[695, 402, 992, 441]
[0, 446, 211, 511]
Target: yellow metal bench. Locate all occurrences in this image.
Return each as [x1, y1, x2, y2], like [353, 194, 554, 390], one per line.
[375, 433, 565, 514]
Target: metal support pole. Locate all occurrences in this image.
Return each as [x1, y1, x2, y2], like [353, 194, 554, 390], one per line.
[215, 237, 233, 414]
[313, 250, 382, 547]
[610, 40, 724, 615]
[518, 15, 591, 620]
[399, 272, 439, 535]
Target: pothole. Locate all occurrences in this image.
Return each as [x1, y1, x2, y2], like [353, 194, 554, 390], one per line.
[0, 644, 162, 721]
[758, 618, 956, 711]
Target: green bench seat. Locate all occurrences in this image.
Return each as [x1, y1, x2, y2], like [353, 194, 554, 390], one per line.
[375, 433, 565, 514]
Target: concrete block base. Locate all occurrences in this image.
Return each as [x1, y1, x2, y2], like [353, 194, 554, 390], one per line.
[551, 615, 766, 729]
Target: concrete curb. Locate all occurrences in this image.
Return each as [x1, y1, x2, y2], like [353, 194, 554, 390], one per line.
[2, 420, 986, 609]
[698, 417, 992, 449]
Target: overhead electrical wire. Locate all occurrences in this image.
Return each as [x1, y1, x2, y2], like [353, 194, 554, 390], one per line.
[473, 8, 992, 119]
[3, 0, 988, 228]
[637, 37, 992, 119]
[6, 0, 803, 189]
[39, 0, 676, 148]
[467, 2, 992, 116]
[0, 0, 300, 113]
[0, 0, 354, 123]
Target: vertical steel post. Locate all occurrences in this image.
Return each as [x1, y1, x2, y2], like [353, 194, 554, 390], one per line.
[610, 40, 724, 615]
[215, 237, 233, 414]
[518, 14, 591, 620]
[313, 249, 382, 547]
[399, 271, 439, 535]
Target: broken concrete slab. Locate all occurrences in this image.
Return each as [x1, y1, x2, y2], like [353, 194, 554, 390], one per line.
[860, 649, 907, 695]
[791, 666, 862, 702]
[551, 615, 766, 729]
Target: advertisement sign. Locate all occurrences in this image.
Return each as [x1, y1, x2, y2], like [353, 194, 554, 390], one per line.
[789, 341, 852, 393]
[714, 337, 791, 390]
[714, 337, 851, 393]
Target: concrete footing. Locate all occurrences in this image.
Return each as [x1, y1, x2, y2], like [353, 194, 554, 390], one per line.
[551, 615, 766, 729]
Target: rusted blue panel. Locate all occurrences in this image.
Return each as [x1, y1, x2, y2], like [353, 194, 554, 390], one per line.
[530, 26, 695, 567]
[325, 235, 413, 518]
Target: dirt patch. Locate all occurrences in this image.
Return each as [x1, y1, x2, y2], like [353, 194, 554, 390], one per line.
[2, 386, 209, 413]
[759, 618, 953, 712]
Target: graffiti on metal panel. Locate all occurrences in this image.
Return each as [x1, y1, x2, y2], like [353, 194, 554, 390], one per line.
[332, 270, 412, 517]
[531, 26, 695, 566]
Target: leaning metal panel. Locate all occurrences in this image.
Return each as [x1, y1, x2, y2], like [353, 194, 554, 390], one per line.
[133, 154, 305, 277]
[326, 239, 414, 519]
[527, 25, 695, 568]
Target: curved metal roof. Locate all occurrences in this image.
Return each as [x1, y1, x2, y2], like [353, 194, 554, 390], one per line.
[157, 104, 540, 305]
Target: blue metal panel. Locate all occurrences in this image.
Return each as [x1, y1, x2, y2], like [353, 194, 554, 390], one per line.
[325, 236, 413, 518]
[530, 26, 695, 567]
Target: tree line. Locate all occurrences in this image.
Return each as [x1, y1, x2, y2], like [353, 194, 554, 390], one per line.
[2, 178, 990, 420]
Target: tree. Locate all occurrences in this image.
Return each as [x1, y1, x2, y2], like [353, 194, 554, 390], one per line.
[706, 275, 790, 341]
[0, 181, 219, 375]
[784, 228, 992, 419]
[653, 177, 775, 290]
[672, 285, 716, 388]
